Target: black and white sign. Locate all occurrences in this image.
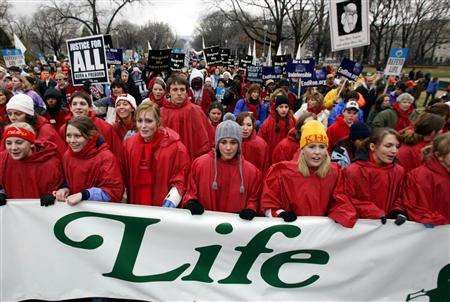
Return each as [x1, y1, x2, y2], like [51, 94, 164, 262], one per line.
[147, 49, 172, 73]
[203, 46, 221, 66]
[329, 0, 369, 51]
[220, 48, 230, 67]
[239, 55, 253, 69]
[66, 35, 109, 86]
[273, 54, 292, 75]
[170, 53, 186, 71]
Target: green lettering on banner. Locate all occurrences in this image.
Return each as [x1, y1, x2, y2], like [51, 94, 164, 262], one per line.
[218, 225, 301, 284]
[261, 250, 329, 288]
[54, 211, 190, 282]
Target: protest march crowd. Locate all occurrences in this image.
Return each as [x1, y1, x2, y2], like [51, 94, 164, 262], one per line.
[0, 49, 449, 229]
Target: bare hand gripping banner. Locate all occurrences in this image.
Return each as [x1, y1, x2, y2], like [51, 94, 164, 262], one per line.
[1, 201, 448, 301]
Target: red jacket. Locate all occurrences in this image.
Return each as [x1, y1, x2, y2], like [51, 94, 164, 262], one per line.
[393, 102, 413, 131]
[63, 134, 124, 202]
[60, 114, 123, 159]
[113, 118, 135, 141]
[183, 151, 262, 213]
[336, 154, 405, 219]
[242, 131, 270, 174]
[35, 115, 66, 157]
[397, 140, 429, 173]
[403, 157, 450, 225]
[161, 97, 214, 159]
[0, 141, 64, 198]
[190, 87, 215, 115]
[326, 116, 350, 151]
[261, 160, 356, 227]
[258, 113, 295, 161]
[121, 128, 190, 206]
[272, 128, 299, 164]
[42, 108, 71, 132]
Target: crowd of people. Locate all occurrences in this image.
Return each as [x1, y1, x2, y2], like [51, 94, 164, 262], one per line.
[0, 57, 449, 228]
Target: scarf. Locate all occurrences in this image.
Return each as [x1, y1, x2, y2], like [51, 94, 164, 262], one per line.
[393, 102, 413, 132]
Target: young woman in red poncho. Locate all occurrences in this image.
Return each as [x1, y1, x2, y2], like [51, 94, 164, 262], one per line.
[112, 94, 137, 141]
[258, 93, 295, 160]
[182, 113, 262, 221]
[5, 94, 66, 157]
[59, 91, 123, 159]
[0, 122, 64, 207]
[336, 127, 407, 225]
[121, 101, 190, 207]
[261, 120, 356, 227]
[160, 75, 214, 159]
[397, 113, 445, 173]
[236, 111, 269, 174]
[147, 78, 167, 107]
[54, 116, 124, 205]
[403, 132, 450, 226]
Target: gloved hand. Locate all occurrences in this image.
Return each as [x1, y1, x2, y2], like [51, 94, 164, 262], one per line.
[423, 223, 435, 228]
[40, 194, 56, 207]
[380, 216, 387, 224]
[388, 210, 407, 226]
[239, 208, 257, 221]
[184, 199, 204, 215]
[162, 199, 176, 208]
[0, 193, 6, 206]
[279, 211, 297, 222]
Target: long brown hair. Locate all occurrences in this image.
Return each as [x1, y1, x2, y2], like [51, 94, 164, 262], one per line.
[67, 116, 98, 139]
[401, 113, 445, 145]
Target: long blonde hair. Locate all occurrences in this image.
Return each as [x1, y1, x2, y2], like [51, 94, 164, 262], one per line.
[297, 150, 331, 178]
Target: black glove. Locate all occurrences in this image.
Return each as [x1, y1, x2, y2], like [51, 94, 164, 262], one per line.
[380, 216, 387, 224]
[388, 210, 408, 226]
[239, 208, 257, 221]
[279, 211, 297, 222]
[40, 194, 56, 207]
[0, 193, 6, 206]
[184, 199, 204, 215]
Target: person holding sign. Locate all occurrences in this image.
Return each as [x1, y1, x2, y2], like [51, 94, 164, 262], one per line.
[54, 116, 124, 205]
[294, 90, 329, 127]
[0, 122, 63, 206]
[183, 113, 262, 220]
[160, 75, 214, 159]
[336, 128, 407, 225]
[261, 120, 356, 227]
[121, 101, 190, 207]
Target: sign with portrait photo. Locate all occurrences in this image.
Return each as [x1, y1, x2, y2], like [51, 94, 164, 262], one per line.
[329, 0, 370, 51]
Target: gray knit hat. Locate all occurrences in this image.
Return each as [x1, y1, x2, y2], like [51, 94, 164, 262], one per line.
[213, 112, 245, 193]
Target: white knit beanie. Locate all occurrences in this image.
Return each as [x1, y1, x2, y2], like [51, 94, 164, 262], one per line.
[115, 94, 137, 110]
[6, 94, 35, 116]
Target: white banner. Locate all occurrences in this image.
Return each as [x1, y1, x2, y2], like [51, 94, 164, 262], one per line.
[1, 201, 449, 301]
[329, 0, 370, 51]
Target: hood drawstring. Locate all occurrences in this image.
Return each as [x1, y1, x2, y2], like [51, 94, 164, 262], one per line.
[211, 150, 245, 194]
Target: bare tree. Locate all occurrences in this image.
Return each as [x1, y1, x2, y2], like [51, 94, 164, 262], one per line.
[46, 0, 147, 35]
[286, 0, 318, 51]
[138, 21, 176, 50]
[28, 7, 78, 57]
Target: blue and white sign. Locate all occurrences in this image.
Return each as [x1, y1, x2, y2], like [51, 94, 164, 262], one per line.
[106, 48, 123, 65]
[1, 48, 25, 67]
[302, 67, 328, 87]
[384, 48, 409, 76]
[262, 66, 283, 80]
[286, 59, 315, 79]
[337, 58, 364, 81]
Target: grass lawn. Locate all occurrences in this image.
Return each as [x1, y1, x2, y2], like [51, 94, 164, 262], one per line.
[364, 65, 450, 79]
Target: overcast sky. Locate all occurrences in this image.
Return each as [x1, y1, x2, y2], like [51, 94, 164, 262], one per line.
[9, 0, 210, 37]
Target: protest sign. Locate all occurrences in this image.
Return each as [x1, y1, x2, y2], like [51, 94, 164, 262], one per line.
[220, 48, 230, 66]
[329, 0, 370, 51]
[147, 49, 172, 73]
[2, 201, 448, 301]
[203, 46, 221, 66]
[1, 49, 26, 67]
[239, 55, 253, 69]
[384, 48, 409, 76]
[66, 35, 109, 86]
[286, 58, 316, 79]
[247, 66, 263, 83]
[273, 54, 291, 75]
[336, 57, 364, 81]
[302, 67, 328, 87]
[106, 48, 123, 65]
[170, 53, 186, 71]
[262, 66, 283, 80]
